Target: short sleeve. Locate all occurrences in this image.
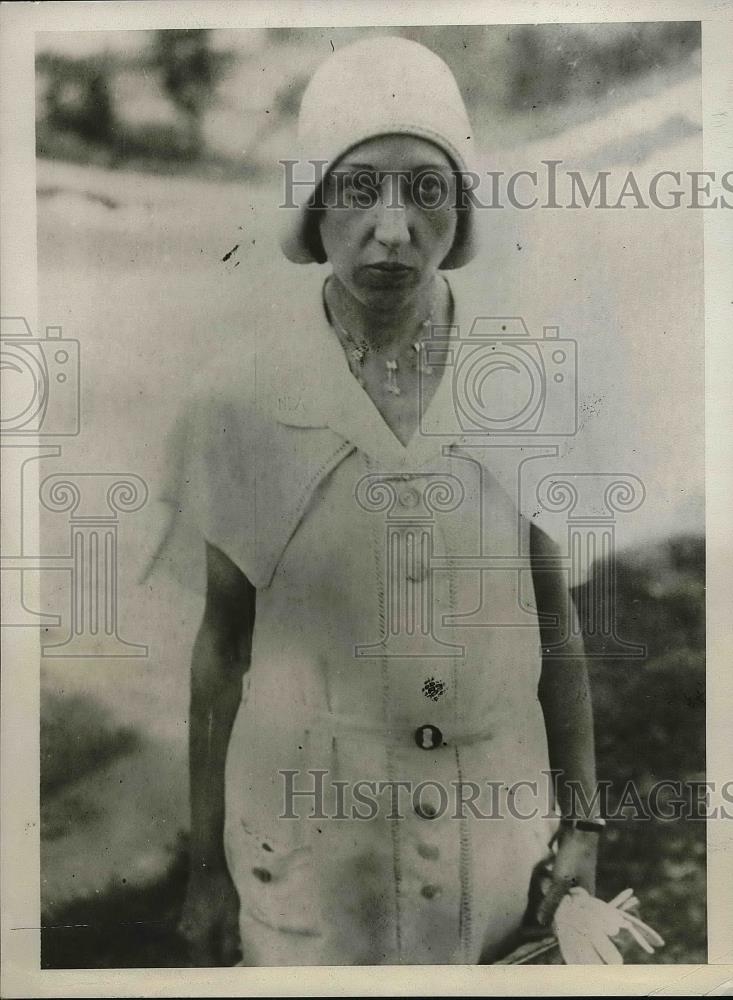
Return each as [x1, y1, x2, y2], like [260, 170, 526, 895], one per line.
[138, 386, 257, 595]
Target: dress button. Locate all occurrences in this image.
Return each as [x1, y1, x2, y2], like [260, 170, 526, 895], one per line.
[417, 841, 440, 860]
[415, 801, 437, 819]
[415, 724, 443, 749]
[421, 884, 442, 900]
[406, 558, 428, 583]
[398, 487, 420, 509]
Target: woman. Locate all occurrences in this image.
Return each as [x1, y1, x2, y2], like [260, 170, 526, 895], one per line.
[147, 36, 601, 966]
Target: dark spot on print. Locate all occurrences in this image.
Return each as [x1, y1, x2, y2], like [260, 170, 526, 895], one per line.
[422, 677, 447, 702]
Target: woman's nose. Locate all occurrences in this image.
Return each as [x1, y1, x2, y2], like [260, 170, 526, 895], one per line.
[373, 177, 411, 249]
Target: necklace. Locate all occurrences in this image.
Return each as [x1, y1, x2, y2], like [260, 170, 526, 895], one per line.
[326, 280, 438, 396]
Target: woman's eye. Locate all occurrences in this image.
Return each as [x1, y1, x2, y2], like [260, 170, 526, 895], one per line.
[415, 172, 449, 207]
[322, 171, 375, 207]
[346, 171, 378, 203]
[324, 171, 379, 207]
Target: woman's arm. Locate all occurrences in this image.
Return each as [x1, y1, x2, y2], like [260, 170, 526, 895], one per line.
[531, 523, 600, 919]
[179, 541, 256, 965]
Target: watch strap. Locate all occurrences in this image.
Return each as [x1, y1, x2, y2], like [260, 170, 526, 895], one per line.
[560, 816, 607, 834]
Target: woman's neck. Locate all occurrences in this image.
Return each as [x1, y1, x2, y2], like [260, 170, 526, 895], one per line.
[325, 274, 445, 355]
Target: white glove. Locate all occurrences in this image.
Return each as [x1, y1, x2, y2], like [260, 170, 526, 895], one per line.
[552, 887, 665, 964]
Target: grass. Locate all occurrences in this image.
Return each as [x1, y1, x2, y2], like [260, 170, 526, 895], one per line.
[41, 691, 140, 799]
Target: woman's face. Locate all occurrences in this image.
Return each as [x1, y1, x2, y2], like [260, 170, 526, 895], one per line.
[318, 134, 458, 312]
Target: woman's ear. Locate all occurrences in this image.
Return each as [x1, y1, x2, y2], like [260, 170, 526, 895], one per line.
[304, 204, 327, 264]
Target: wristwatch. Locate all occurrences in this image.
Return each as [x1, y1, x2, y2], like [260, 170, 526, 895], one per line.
[559, 816, 607, 834]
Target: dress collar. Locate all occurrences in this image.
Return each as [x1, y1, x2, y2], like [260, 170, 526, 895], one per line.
[270, 268, 479, 470]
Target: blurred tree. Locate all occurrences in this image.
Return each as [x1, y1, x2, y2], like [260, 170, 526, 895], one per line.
[39, 53, 117, 146]
[41, 691, 138, 797]
[508, 22, 701, 112]
[152, 29, 233, 158]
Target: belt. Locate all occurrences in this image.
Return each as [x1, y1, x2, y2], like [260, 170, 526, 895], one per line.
[306, 710, 495, 751]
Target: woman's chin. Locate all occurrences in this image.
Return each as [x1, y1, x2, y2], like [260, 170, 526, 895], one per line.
[355, 279, 426, 315]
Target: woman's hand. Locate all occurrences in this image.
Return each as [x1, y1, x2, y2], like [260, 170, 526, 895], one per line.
[178, 864, 242, 967]
[536, 829, 599, 927]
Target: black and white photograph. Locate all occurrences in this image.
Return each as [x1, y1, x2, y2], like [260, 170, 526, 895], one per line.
[1, 1, 732, 995]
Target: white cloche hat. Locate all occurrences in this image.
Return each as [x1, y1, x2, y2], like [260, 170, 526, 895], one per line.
[279, 35, 479, 269]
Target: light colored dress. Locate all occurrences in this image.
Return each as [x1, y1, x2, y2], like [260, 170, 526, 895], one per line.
[147, 268, 557, 965]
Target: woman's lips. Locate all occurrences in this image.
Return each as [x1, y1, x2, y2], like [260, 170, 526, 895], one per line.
[361, 262, 416, 285]
[369, 261, 411, 270]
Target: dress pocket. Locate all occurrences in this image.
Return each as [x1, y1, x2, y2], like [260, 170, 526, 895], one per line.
[224, 820, 323, 935]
